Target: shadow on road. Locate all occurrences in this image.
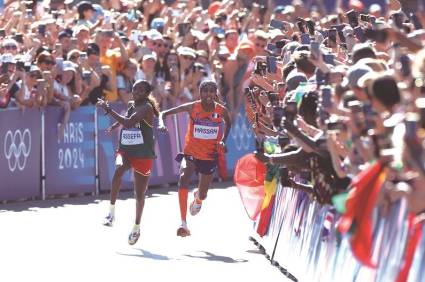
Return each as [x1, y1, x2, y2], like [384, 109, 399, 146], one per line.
[116, 249, 173, 261]
[184, 251, 248, 263]
[0, 181, 235, 213]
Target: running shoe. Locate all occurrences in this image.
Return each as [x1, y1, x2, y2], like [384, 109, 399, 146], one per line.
[176, 222, 191, 237]
[189, 191, 202, 216]
[128, 229, 140, 245]
[103, 214, 115, 227]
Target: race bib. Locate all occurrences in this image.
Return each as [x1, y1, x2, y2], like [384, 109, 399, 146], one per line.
[193, 124, 219, 140]
[121, 129, 144, 145]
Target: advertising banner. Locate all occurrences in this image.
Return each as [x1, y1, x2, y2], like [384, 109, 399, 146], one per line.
[0, 108, 41, 200]
[44, 106, 96, 195]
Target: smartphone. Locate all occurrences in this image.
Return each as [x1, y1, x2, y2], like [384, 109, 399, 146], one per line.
[354, 26, 366, 43]
[275, 40, 287, 49]
[270, 19, 286, 30]
[55, 43, 62, 54]
[267, 92, 279, 106]
[24, 63, 31, 72]
[38, 24, 46, 37]
[321, 87, 332, 108]
[103, 30, 114, 37]
[306, 20, 315, 36]
[254, 61, 267, 76]
[300, 33, 311, 45]
[399, 54, 411, 77]
[211, 26, 225, 35]
[266, 56, 277, 73]
[327, 122, 347, 131]
[82, 71, 91, 84]
[328, 29, 337, 48]
[16, 61, 25, 71]
[36, 79, 46, 90]
[70, 37, 78, 48]
[364, 28, 388, 43]
[347, 10, 359, 28]
[310, 41, 321, 60]
[273, 106, 285, 128]
[392, 12, 404, 29]
[360, 14, 370, 23]
[266, 43, 277, 54]
[178, 23, 191, 37]
[201, 0, 210, 10]
[410, 13, 423, 30]
[26, 9, 33, 20]
[14, 33, 24, 44]
[56, 57, 64, 71]
[405, 119, 418, 138]
[1, 63, 8, 74]
[0, 29, 5, 37]
[323, 54, 335, 66]
[80, 52, 87, 60]
[285, 101, 297, 120]
[316, 69, 327, 85]
[296, 20, 305, 34]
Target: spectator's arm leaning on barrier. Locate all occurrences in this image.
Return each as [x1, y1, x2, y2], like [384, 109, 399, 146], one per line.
[326, 132, 348, 178]
[284, 118, 326, 156]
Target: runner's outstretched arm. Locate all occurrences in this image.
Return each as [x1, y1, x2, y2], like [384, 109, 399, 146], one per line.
[158, 102, 194, 129]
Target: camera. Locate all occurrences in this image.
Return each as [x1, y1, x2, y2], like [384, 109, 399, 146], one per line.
[273, 106, 285, 128]
[254, 61, 267, 76]
[284, 101, 297, 121]
[347, 10, 359, 28]
[327, 122, 347, 132]
[267, 92, 279, 106]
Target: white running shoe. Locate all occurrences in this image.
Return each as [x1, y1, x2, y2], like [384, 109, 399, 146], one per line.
[128, 229, 140, 245]
[103, 214, 115, 227]
[176, 222, 191, 237]
[189, 191, 202, 216]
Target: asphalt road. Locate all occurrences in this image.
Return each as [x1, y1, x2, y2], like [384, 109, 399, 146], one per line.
[0, 182, 289, 282]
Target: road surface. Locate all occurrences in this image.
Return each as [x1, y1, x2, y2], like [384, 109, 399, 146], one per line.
[0, 182, 289, 282]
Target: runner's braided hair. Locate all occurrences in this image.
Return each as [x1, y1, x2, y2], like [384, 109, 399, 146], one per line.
[134, 80, 160, 117]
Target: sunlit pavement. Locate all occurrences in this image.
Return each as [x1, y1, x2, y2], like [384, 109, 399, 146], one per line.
[0, 182, 289, 282]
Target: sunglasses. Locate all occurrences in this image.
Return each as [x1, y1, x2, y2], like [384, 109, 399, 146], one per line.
[70, 56, 79, 61]
[4, 45, 17, 50]
[255, 43, 266, 48]
[183, 55, 195, 60]
[43, 60, 55, 66]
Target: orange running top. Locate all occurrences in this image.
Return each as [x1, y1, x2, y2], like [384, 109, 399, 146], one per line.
[184, 101, 225, 160]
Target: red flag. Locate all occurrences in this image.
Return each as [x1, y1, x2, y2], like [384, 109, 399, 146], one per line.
[396, 214, 423, 282]
[234, 153, 266, 220]
[337, 161, 386, 268]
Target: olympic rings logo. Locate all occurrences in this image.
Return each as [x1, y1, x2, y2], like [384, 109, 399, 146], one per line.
[3, 129, 31, 172]
[230, 111, 253, 151]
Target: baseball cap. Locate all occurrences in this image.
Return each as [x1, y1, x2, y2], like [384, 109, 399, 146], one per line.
[73, 25, 90, 36]
[0, 53, 16, 64]
[177, 46, 196, 58]
[142, 53, 157, 62]
[151, 18, 165, 31]
[63, 61, 77, 72]
[342, 64, 373, 88]
[286, 71, 307, 91]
